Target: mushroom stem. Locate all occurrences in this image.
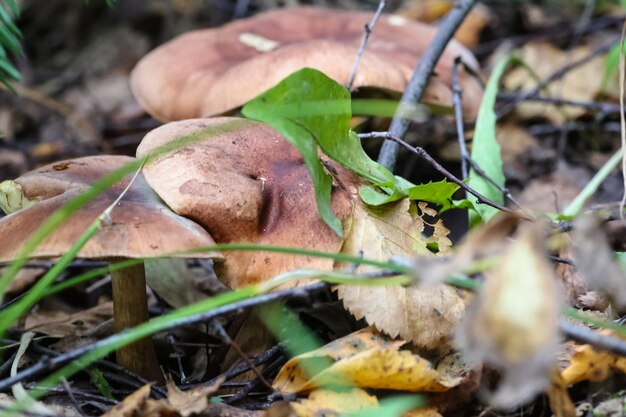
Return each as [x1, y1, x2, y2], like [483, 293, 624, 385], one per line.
[110, 260, 162, 382]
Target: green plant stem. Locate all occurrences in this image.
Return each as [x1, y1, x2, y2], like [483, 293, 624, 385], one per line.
[563, 148, 624, 217]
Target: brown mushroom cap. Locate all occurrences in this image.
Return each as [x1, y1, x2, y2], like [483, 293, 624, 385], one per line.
[131, 6, 482, 122]
[0, 155, 221, 262]
[136, 117, 361, 288]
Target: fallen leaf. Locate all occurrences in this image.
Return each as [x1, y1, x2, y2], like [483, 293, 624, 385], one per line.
[273, 327, 452, 393]
[1, 266, 46, 294]
[561, 330, 626, 386]
[554, 239, 589, 307]
[145, 259, 208, 308]
[25, 302, 113, 339]
[166, 375, 225, 417]
[102, 385, 175, 417]
[572, 214, 626, 314]
[547, 370, 576, 417]
[291, 389, 378, 417]
[455, 220, 561, 408]
[504, 42, 605, 123]
[337, 199, 464, 350]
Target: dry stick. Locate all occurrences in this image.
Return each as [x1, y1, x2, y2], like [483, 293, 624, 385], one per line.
[346, 0, 386, 90]
[496, 36, 618, 119]
[209, 319, 274, 392]
[497, 92, 622, 114]
[362, 132, 516, 215]
[559, 320, 626, 357]
[377, 0, 476, 170]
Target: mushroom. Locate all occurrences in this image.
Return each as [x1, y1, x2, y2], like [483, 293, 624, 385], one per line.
[136, 118, 361, 288]
[0, 155, 222, 380]
[130, 6, 482, 123]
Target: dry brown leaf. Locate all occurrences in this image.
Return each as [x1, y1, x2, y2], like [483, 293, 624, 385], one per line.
[337, 199, 464, 350]
[166, 375, 225, 417]
[561, 330, 626, 386]
[273, 327, 452, 393]
[417, 212, 521, 286]
[554, 238, 589, 307]
[455, 220, 561, 408]
[290, 389, 377, 417]
[572, 214, 626, 314]
[1, 266, 45, 294]
[102, 385, 176, 417]
[24, 302, 113, 338]
[504, 42, 605, 123]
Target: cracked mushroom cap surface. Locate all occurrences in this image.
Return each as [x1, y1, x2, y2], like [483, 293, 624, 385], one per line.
[136, 118, 361, 288]
[0, 155, 221, 262]
[131, 6, 482, 122]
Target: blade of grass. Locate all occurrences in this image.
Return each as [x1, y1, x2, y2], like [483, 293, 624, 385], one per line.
[562, 148, 624, 217]
[467, 55, 511, 227]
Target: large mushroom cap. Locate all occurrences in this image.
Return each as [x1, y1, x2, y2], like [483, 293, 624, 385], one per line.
[131, 6, 482, 122]
[0, 155, 221, 262]
[136, 117, 361, 288]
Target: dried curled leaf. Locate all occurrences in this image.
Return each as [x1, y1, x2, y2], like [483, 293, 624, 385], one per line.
[455, 220, 561, 408]
[337, 199, 464, 350]
[572, 214, 626, 314]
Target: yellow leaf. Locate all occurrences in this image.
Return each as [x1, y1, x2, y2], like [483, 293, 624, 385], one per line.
[337, 199, 464, 350]
[562, 331, 626, 386]
[273, 328, 451, 393]
[291, 389, 378, 417]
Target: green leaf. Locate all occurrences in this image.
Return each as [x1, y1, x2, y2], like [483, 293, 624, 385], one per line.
[468, 56, 510, 227]
[242, 68, 403, 235]
[407, 180, 460, 211]
[601, 41, 623, 93]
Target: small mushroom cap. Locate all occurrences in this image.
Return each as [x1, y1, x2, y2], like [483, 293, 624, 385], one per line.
[137, 118, 361, 288]
[0, 155, 221, 262]
[131, 6, 482, 122]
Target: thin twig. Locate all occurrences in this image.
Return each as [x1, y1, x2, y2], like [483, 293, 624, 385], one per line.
[559, 319, 626, 357]
[498, 92, 622, 114]
[496, 37, 618, 119]
[347, 0, 386, 90]
[61, 378, 86, 417]
[377, 0, 477, 170]
[362, 132, 517, 215]
[209, 319, 274, 392]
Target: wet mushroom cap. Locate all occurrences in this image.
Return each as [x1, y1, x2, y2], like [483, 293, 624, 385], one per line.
[136, 117, 361, 288]
[0, 155, 221, 262]
[131, 6, 482, 122]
